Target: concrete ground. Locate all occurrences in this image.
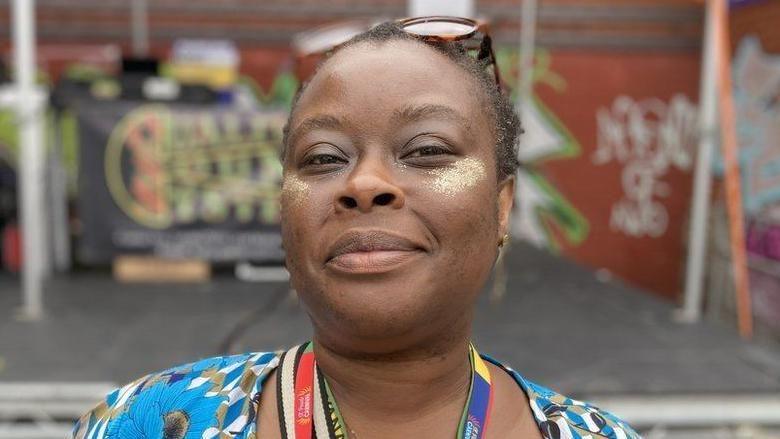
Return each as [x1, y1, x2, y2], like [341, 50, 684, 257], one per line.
[1, 243, 779, 437]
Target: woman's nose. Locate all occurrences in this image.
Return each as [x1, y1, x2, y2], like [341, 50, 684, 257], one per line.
[336, 161, 405, 213]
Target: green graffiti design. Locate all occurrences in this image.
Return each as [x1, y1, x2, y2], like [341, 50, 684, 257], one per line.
[527, 170, 589, 250]
[496, 47, 589, 250]
[237, 72, 299, 108]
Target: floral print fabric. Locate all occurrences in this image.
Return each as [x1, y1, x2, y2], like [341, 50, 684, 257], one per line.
[72, 351, 640, 439]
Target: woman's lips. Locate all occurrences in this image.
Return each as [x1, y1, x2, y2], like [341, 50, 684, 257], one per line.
[327, 249, 423, 274]
[325, 230, 426, 274]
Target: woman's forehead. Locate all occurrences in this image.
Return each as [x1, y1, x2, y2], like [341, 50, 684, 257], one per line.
[291, 40, 487, 128]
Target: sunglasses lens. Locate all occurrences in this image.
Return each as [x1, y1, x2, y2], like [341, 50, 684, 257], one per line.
[402, 20, 476, 38]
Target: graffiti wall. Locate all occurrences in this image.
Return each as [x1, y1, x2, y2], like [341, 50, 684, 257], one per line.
[509, 50, 700, 298]
[731, 37, 780, 214]
[745, 217, 780, 332]
[729, 36, 780, 331]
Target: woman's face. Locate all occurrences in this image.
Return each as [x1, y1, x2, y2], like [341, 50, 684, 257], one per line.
[281, 40, 514, 353]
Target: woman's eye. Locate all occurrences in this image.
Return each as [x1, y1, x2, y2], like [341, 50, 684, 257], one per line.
[405, 145, 450, 158]
[303, 154, 347, 167]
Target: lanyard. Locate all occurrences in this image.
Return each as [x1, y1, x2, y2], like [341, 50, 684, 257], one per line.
[278, 342, 493, 439]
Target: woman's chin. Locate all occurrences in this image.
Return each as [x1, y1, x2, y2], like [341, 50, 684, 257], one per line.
[293, 261, 472, 349]
[307, 294, 442, 344]
[313, 312, 451, 358]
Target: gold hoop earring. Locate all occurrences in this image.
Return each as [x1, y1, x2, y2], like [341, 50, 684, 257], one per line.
[498, 234, 509, 248]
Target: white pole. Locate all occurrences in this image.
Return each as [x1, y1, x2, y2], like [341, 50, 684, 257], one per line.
[511, 0, 538, 238]
[496, 0, 539, 300]
[131, 0, 149, 57]
[12, 0, 46, 320]
[679, 0, 718, 323]
[518, 0, 538, 109]
[49, 115, 71, 272]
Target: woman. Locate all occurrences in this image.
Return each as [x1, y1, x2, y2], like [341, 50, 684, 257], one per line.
[73, 19, 640, 439]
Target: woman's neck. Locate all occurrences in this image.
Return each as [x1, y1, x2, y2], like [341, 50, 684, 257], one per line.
[312, 333, 473, 436]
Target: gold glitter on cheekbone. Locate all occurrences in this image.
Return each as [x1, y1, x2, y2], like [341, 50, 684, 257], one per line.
[428, 157, 487, 196]
[281, 174, 310, 208]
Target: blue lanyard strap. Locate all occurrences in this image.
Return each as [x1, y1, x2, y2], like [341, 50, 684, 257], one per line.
[457, 344, 494, 439]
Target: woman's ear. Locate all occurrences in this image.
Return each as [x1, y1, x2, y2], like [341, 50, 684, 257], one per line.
[497, 175, 515, 242]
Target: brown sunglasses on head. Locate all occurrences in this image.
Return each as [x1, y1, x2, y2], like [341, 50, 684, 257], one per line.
[292, 16, 503, 90]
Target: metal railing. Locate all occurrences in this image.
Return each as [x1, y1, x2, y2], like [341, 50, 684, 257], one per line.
[0, 382, 116, 439]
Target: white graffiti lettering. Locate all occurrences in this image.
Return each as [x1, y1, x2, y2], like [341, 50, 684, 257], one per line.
[592, 94, 697, 238]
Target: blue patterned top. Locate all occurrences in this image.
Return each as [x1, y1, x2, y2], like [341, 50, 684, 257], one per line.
[72, 351, 641, 439]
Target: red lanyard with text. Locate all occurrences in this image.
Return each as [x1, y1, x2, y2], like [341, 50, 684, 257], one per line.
[277, 342, 494, 439]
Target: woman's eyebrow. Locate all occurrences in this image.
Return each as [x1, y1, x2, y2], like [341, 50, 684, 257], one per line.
[392, 104, 470, 126]
[287, 114, 344, 147]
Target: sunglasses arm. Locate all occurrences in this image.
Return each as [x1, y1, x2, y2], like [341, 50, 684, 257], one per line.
[477, 35, 504, 91]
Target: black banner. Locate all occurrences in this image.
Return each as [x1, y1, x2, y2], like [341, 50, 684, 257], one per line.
[77, 101, 286, 264]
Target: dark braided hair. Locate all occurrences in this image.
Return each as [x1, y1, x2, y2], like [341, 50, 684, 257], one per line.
[283, 21, 522, 181]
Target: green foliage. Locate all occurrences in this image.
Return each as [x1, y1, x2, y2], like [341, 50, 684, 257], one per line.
[495, 47, 567, 99]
